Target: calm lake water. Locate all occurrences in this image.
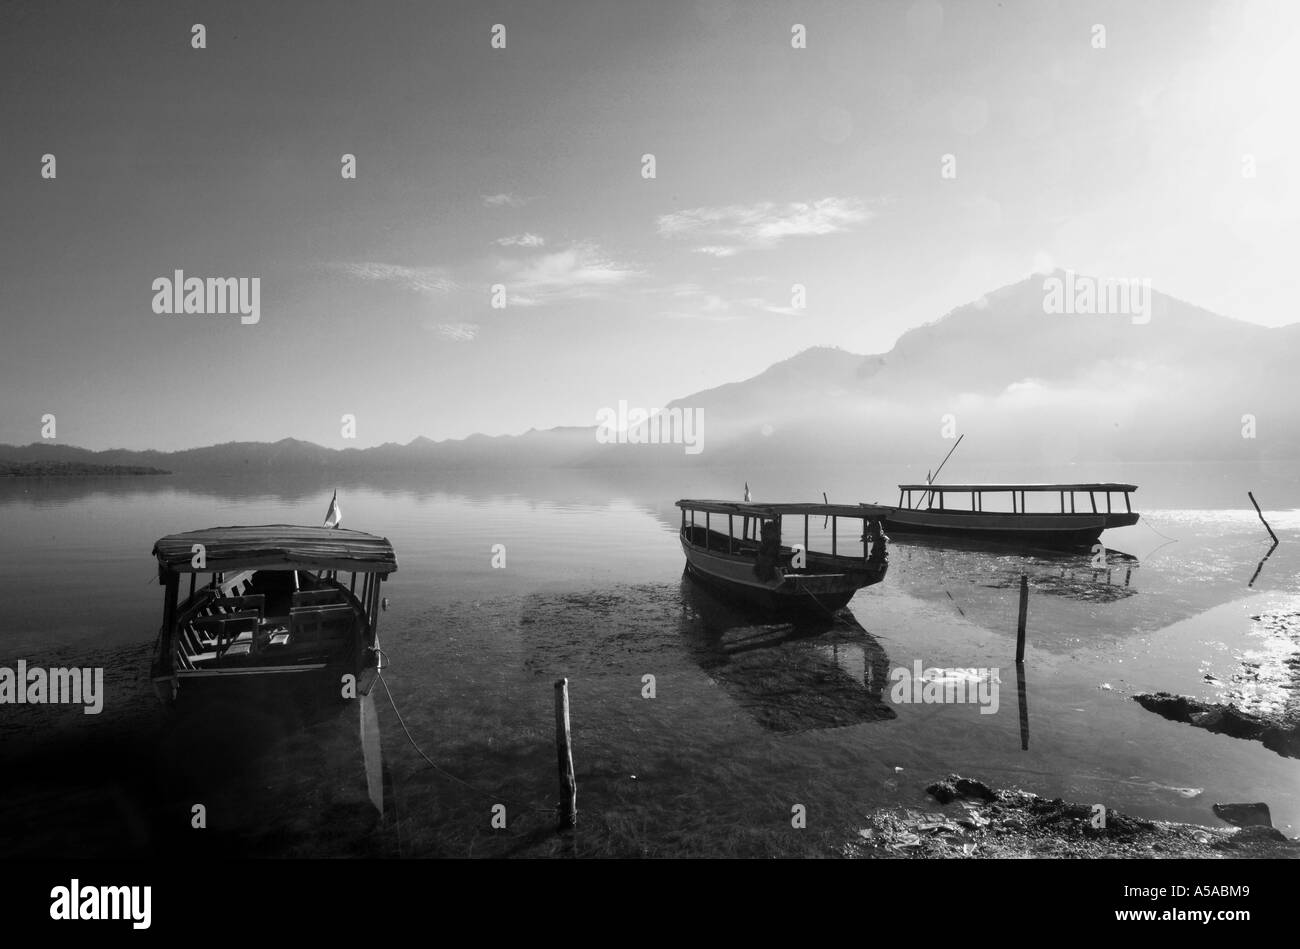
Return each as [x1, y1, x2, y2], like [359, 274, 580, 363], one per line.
[1, 462, 1298, 858]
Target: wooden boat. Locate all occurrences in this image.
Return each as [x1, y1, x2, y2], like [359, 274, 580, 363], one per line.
[882, 483, 1139, 550]
[149, 525, 397, 704]
[676, 500, 891, 615]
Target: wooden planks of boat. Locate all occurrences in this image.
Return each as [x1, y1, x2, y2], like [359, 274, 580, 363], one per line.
[676, 500, 890, 616]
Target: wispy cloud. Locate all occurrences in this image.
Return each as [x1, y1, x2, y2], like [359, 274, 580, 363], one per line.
[496, 241, 639, 306]
[658, 197, 873, 255]
[327, 261, 457, 294]
[657, 283, 798, 321]
[496, 232, 546, 248]
[432, 322, 479, 342]
[482, 192, 528, 208]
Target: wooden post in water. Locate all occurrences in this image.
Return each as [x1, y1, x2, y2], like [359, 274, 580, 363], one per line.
[1248, 491, 1279, 545]
[1015, 574, 1029, 663]
[554, 678, 577, 830]
[1016, 662, 1029, 751]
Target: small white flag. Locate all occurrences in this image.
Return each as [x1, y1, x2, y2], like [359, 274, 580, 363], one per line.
[744, 481, 751, 503]
[324, 490, 341, 529]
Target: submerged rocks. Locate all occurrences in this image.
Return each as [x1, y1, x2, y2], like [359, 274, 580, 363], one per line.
[1211, 825, 1289, 851]
[925, 774, 997, 804]
[1211, 802, 1272, 828]
[1135, 610, 1300, 759]
[1133, 691, 1300, 758]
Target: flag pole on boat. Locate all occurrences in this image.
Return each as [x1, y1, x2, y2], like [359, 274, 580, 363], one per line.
[743, 482, 751, 540]
[927, 433, 964, 506]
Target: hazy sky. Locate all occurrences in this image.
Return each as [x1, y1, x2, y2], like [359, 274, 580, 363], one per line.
[2, 0, 1297, 450]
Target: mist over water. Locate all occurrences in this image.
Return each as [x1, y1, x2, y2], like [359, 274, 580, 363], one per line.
[1, 461, 1297, 857]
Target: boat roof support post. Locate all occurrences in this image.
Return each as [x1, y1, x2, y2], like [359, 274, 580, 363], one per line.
[705, 512, 711, 550]
[1125, 492, 1131, 514]
[728, 514, 734, 555]
[1090, 492, 1097, 513]
[162, 571, 179, 637]
[832, 516, 837, 557]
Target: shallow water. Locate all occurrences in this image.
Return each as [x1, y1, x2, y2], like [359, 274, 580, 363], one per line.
[1, 462, 1297, 857]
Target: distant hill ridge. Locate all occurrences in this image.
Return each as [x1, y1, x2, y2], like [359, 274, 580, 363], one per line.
[2, 271, 1295, 468]
[0, 460, 170, 477]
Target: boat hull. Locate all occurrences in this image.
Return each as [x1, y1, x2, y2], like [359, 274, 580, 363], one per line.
[680, 535, 885, 616]
[151, 648, 380, 706]
[882, 509, 1139, 550]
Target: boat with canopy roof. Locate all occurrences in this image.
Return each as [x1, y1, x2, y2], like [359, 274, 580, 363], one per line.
[676, 499, 892, 615]
[881, 482, 1139, 550]
[149, 525, 397, 704]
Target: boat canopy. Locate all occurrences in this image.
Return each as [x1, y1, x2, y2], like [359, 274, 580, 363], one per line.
[152, 525, 398, 575]
[677, 500, 893, 519]
[896, 483, 1137, 493]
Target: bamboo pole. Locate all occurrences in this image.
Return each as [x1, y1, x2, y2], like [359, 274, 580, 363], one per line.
[1248, 491, 1278, 544]
[926, 433, 964, 505]
[1016, 662, 1029, 751]
[554, 678, 577, 829]
[1015, 574, 1029, 663]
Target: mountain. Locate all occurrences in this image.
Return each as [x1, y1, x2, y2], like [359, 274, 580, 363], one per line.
[652, 271, 1299, 466]
[2, 271, 1295, 470]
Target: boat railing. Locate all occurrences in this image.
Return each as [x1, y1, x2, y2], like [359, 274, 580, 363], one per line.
[677, 500, 889, 566]
[896, 483, 1136, 516]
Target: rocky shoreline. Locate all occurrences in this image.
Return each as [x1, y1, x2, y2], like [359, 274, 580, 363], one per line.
[846, 774, 1300, 858]
[1134, 691, 1300, 758]
[1134, 610, 1300, 760]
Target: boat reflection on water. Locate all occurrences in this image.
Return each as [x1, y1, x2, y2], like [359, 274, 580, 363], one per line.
[359, 691, 387, 816]
[678, 570, 896, 733]
[892, 534, 1140, 606]
[152, 682, 398, 855]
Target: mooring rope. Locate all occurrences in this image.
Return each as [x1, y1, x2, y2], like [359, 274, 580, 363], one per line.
[1141, 517, 1179, 544]
[373, 656, 558, 817]
[376, 671, 489, 795]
